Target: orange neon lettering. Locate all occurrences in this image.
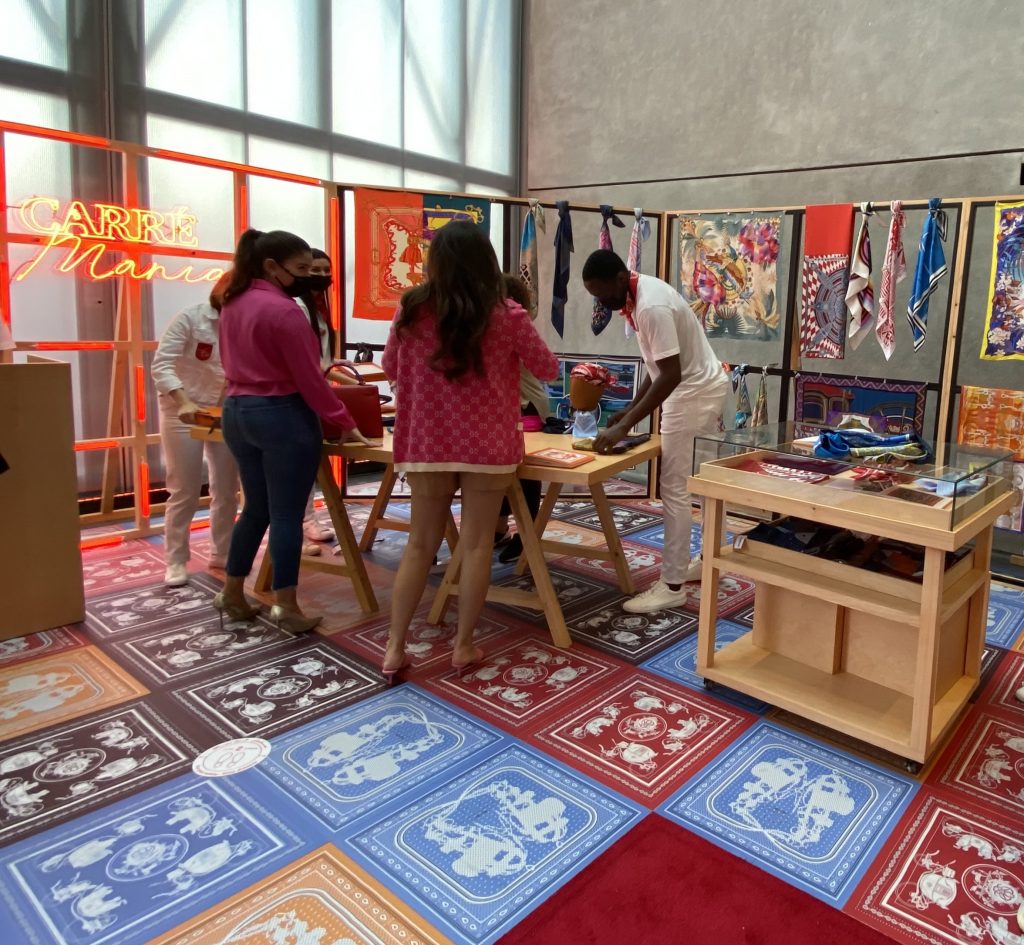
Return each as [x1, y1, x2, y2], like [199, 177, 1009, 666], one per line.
[18, 196, 60, 235]
[170, 208, 199, 247]
[13, 232, 224, 285]
[60, 200, 102, 238]
[95, 204, 136, 241]
[136, 209, 168, 244]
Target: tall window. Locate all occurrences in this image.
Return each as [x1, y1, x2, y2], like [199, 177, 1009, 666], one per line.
[1, 0, 521, 496]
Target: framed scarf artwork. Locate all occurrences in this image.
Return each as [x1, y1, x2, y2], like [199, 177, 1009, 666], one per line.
[794, 373, 927, 435]
[956, 385, 1024, 460]
[677, 214, 783, 341]
[981, 201, 1024, 360]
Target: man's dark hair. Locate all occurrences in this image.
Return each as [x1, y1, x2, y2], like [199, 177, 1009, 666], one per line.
[582, 249, 628, 281]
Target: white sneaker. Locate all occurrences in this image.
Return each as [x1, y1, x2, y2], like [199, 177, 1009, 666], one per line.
[165, 563, 189, 587]
[684, 555, 703, 582]
[623, 580, 687, 613]
[303, 518, 334, 542]
[301, 541, 322, 557]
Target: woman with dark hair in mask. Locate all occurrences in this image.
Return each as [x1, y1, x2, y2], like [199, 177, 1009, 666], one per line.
[215, 228, 372, 633]
[296, 248, 356, 549]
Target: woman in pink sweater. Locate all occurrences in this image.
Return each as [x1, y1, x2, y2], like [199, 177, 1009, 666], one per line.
[215, 228, 371, 634]
[382, 221, 558, 679]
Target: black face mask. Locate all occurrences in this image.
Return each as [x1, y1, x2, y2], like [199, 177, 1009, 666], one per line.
[277, 269, 314, 298]
[307, 274, 332, 293]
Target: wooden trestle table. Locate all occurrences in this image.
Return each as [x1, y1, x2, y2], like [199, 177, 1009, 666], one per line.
[193, 426, 661, 647]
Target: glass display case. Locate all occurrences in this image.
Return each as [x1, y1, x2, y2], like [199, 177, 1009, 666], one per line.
[693, 422, 1014, 530]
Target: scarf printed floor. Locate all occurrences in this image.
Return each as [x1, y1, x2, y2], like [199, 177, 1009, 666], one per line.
[1, 498, 1023, 944]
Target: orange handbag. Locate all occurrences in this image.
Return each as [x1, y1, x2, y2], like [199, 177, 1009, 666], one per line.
[322, 362, 385, 440]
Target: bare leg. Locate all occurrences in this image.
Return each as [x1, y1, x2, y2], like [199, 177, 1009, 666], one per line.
[384, 476, 453, 671]
[452, 480, 507, 666]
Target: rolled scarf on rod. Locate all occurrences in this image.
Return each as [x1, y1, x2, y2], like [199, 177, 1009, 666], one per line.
[518, 199, 546, 318]
[846, 202, 875, 350]
[907, 197, 948, 352]
[551, 200, 573, 338]
[592, 205, 625, 336]
[876, 200, 907, 361]
[625, 208, 650, 338]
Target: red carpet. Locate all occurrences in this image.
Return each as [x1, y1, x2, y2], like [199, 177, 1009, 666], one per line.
[498, 814, 897, 945]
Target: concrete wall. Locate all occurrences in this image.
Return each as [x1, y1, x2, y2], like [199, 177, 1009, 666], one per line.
[521, 0, 1024, 411]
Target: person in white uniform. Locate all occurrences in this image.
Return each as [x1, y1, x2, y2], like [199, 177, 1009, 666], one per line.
[583, 250, 729, 613]
[0, 318, 14, 364]
[151, 274, 239, 586]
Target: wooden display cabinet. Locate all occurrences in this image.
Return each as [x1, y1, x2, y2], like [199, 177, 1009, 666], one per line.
[689, 424, 1014, 772]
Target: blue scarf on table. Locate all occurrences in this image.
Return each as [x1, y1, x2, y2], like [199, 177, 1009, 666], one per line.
[907, 197, 948, 352]
[551, 200, 573, 338]
[813, 428, 932, 463]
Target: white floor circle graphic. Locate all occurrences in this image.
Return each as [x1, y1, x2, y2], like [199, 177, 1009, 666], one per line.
[193, 738, 271, 777]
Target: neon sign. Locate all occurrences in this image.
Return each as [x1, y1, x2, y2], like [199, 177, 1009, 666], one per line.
[12, 197, 226, 284]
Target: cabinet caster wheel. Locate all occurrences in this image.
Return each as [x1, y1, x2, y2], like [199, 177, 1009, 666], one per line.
[702, 679, 717, 691]
[904, 760, 921, 775]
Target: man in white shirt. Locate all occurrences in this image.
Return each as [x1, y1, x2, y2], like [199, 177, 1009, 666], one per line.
[0, 319, 14, 364]
[583, 250, 730, 613]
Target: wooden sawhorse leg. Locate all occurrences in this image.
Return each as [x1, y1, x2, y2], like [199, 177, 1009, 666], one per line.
[253, 455, 378, 614]
[589, 482, 636, 595]
[514, 481, 562, 577]
[429, 480, 570, 647]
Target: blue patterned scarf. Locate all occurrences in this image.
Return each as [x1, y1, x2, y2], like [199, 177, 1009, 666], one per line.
[907, 197, 947, 351]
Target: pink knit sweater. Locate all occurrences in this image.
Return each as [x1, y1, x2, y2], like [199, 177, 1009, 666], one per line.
[382, 299, 558, 471]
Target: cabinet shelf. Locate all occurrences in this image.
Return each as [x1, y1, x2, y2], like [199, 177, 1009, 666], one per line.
[702, 634, 975, 761]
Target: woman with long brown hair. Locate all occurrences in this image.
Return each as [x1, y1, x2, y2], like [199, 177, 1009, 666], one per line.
[381, 221, 557, 681]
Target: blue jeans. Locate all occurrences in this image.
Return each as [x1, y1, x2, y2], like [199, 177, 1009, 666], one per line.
[222, 394, 321, 590]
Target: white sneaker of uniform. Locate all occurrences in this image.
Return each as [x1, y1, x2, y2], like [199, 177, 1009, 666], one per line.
[622, 580, 687, 614]
[303, 518, 334, 542]
[301, 541, 322, 557]
[164, 562, 189, 587]
[684, 555, 704, 582]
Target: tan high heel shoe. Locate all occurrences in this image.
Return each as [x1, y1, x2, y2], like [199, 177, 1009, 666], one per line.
[212, 592, 261, 628]
[269, 605, 322, 634]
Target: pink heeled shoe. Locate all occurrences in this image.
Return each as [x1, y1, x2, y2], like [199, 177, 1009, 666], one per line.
[381, 657, 411, 687]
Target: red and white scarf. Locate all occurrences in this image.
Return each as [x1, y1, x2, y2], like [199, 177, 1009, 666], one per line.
[876, 200, 906, 360]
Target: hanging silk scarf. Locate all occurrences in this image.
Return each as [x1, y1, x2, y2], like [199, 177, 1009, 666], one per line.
[354, 190, 490, 320]
[518, 199, 546, 317]
[732, 365, 752, 429]
[680, 214, 783, 341]
[907, 198, 947, 352]
[845, 203, 875, 350]
[751, 372, 769, 427]
[353, 189, 424, 320]
[423, 196, 490, 247]
[876, 201, 907, 360]
[592, 205, 625, 335]
[627, 208, 650, 272]
[980, 201, 1024, 360]
[799, 204, 854, 358]
[625, 208, 650, 338]
[551, 200, 573, 338]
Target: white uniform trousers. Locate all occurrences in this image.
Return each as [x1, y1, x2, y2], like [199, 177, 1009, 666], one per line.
[658, 376, 730, 585]
[159, 399, 239, 565]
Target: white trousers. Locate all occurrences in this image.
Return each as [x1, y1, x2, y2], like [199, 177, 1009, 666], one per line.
[658, 378, 730, 585]
[159, 399, 239, 565]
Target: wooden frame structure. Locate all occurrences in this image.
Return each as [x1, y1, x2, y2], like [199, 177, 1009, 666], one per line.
[0, 120, 666, 544]
[1, 118, 1020, 557]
